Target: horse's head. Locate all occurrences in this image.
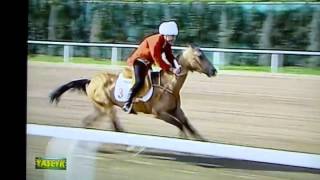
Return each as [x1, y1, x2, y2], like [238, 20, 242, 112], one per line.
[179, 44, 217, 77]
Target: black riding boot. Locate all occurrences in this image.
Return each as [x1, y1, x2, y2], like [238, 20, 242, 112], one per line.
[122, 60, 148, 114]
[122, 90, 135, 113]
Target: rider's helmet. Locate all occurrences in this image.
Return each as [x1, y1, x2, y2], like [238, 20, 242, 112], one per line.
[159, 21, 178, 36]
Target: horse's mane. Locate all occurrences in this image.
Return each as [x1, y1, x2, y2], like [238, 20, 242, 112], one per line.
[175, 43, 200, 63]
[176, 52, 182, 62]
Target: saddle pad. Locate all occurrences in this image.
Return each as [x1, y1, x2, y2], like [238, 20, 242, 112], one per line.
[114, 73, 153, 102]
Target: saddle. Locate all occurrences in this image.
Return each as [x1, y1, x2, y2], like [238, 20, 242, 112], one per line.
[114, 67, 160, 102]
[122, 66, 152, 97]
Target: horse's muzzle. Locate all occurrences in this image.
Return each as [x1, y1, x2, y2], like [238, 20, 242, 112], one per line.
[206, 68, 217, 77]
[212, 69, 217, 76]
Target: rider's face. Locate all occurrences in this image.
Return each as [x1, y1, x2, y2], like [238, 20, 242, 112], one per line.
[164, 35, 176, 45]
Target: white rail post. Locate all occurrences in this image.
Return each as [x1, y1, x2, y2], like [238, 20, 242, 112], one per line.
[213, 52, 220, 70]
[111, 47, 118, 65]
[63, 45, 70, 63]
[69, 46, 73, 61]
[271, 54, 283, 73]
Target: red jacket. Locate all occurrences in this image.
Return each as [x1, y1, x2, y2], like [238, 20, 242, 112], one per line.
[127, 34, 175, 71]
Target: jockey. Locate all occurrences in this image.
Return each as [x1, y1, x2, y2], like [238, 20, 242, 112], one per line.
[122, 20, 182, 113]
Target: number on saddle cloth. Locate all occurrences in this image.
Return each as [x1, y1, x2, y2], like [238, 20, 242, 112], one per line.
[114, 68, 154, 102]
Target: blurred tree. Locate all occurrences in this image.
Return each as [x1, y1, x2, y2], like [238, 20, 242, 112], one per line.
[28, 0, 51, 54]
[66, 0, 83, 41]
[89, 8, 102, 58]
[28, 1, 320, 65]
[47, 0, 61, 55]
[230, 6, 245, 47]
[218, 6, 235, 48]
[243, 6, 263, 49]
[307, 8, 320, 66]
[28, 0, 49, 40]
[125, 4, 143, 42]
[258, 9, 274, 66]
[218, 7, 234, 65]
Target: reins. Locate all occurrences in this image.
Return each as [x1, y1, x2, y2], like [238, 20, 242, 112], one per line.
[152, 69, 187, 96]
[152, 70, 174, 95]
[150, 51, 188, 96]
[152, 84, 174, 94]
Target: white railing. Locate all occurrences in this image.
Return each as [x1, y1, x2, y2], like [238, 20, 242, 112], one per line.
[28, 40, 320, 73]
[27, 124, 320, 169]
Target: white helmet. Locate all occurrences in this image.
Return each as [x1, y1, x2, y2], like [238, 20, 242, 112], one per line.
[159, 21, 178, 36]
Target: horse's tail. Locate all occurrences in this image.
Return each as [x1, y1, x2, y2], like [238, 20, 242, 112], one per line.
[49, 79, 91, 104]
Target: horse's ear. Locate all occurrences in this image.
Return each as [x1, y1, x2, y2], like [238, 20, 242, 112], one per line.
[189, 44, 195, 48]
[184, 44, 192, 52]
[194, 49, 201, 56]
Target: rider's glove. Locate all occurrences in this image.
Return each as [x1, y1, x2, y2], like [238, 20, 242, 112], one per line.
[172, 59, 182, 75]
[170, 66, 181, 75]
[173, 66, 181, 75]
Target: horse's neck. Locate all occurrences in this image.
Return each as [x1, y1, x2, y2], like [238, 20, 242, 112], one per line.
[161, 70, 188, 95]
[159, 55, 189, 95]
[174, 72, 188, 93]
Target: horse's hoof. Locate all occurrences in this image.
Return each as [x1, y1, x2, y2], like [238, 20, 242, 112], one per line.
[131, 110, 137, 114]
[178, 132, 187, 139]
[82, 121, 91, 127]
[115, 128, 125, 132]
[198, 137, 208, 142]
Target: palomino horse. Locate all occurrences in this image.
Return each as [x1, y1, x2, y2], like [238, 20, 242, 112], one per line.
[50, 45, 217, 141]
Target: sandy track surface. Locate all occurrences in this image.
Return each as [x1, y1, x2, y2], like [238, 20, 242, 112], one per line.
[27, 62, 320, 154]
[27, 135, 320, 180]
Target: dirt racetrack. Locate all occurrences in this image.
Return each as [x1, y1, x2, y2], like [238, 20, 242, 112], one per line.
[27, 135, 320, 180]
[27, 61, 320, 154]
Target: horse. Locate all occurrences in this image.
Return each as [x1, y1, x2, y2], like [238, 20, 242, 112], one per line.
[49, 44, 217, 141]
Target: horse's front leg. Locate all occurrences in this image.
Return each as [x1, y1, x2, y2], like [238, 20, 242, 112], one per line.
[174, 107, 207, 141]
[155, 112, 187, 138]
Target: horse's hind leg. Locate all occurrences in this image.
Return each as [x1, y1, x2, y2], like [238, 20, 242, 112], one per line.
[82, 107, 101, 127]
[107, 107, 124, 132]
[156, 112, 187, 138]
[175, 108, 206, 141]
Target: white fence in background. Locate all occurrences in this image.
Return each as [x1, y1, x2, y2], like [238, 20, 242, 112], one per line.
[27, 124, 320, 169]
[28, 40, 320, 73]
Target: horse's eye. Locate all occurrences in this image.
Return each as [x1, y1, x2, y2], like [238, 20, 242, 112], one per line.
[194, 50, 201, 57]
[198, 54, 204, 60]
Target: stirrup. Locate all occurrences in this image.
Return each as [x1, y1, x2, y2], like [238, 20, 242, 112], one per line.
[122, 102, 133, 114]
